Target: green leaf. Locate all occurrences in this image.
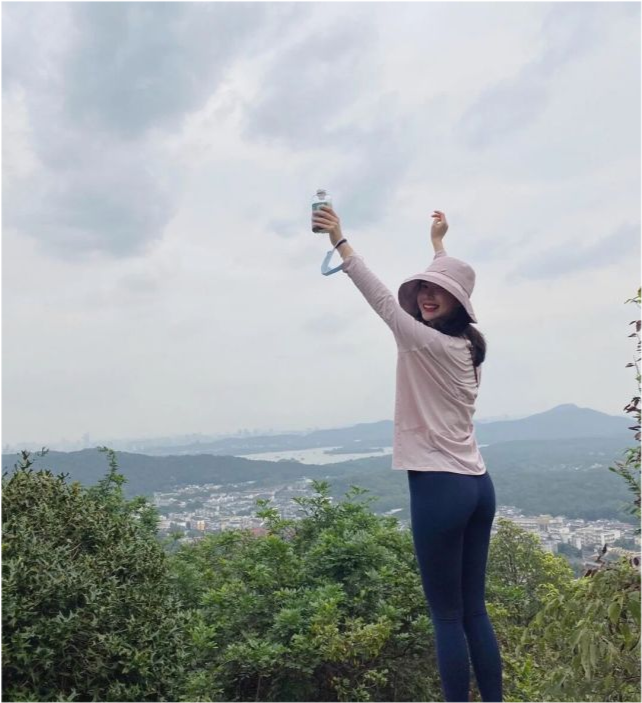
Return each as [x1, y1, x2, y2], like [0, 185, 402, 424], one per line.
[608, 600, 622, 624]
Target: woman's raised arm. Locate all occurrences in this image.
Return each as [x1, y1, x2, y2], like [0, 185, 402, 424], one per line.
[311, 205, 449, 356]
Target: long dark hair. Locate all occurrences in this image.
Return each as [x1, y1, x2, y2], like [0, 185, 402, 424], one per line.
[413, 304, 487, 368]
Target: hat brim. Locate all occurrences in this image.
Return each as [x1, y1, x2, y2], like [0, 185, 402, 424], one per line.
[398, 273, 477, 323]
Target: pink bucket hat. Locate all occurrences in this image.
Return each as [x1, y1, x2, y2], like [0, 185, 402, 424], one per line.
[397, 254, 478, 323]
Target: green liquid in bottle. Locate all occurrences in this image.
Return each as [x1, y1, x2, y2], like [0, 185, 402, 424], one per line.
[312, 189, 332, 233]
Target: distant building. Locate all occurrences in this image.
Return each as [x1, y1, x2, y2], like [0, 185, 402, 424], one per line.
[575, 526, 622, 548]
[548, 525, 572, 543]
[513, 517, 540, 531]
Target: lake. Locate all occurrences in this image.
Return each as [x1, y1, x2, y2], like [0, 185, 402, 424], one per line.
[235, 445, 394, 465]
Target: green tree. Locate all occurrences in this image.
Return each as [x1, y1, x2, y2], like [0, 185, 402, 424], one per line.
[2, 447, 197, 702]
[480, 518, 575, 702]
[172, 482, 444, 702]
[509, 287, 642, 702]
[608, 287, 641, 533]
[486, 518, 575, 626]
[170, 478, 640, 702]
[517, 555, 640, 702]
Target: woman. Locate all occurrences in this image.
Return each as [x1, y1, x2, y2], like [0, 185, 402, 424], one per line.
[312, 205, 503, 703]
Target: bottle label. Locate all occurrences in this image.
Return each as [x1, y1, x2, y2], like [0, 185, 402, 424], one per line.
[312, 198, 332, 233]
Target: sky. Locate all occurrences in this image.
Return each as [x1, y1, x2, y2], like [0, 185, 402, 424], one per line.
[2, 0, 640, 450]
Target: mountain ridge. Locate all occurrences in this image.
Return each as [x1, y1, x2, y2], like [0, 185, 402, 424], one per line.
[130, 403, 632, 456]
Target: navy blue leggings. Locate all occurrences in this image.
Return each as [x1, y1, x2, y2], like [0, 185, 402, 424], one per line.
[407, 470, 503, 702]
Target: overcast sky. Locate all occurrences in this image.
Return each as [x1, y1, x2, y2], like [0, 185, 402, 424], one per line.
[2, 1, 640, 449]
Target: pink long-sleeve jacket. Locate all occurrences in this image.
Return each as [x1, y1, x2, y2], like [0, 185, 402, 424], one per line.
[341, 249, 487, 475]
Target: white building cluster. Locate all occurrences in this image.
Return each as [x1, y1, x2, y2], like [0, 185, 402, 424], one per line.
[493, 506, 642, 552]
[153, 478, 318, 537]
[151, 481, 641, 563]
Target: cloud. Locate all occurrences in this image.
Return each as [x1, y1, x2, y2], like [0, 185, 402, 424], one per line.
[62, 2, 270, 139]
[457, 69, 549, 149]
[1, 2, 272, 260]
[300, 311, 354, 336]
[455, 2, 614, 149]
[39, 169, 174, 260]
[326, 118, 416, 227]
[1, 2, 74, 92]
[508, 221, 640, 282]
[241, 12, 375, 148]
[2, 104, 178, 259]
[239, 7, 417, 234]
[268, 217, 301, 241]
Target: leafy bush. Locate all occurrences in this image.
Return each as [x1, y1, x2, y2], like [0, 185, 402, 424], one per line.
[517, 555, 640, 702]
[2, 447, 197, 702]
[508, 286, 641, 702]
[172, 482, 445, 702]
[608, 286, 641, 533]
[486, 518, 575, 626]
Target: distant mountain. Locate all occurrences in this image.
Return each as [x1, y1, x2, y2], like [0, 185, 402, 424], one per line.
[1, 449, 307, 499]
[118, 404, 631, 456]
[475, 404, 632, 443]
[130, 420, 396, 456]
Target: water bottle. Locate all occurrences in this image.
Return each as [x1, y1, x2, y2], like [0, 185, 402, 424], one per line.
[311, 188, 333, 233]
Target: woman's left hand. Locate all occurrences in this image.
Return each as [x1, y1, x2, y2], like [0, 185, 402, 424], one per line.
[312, 205, 344, 246]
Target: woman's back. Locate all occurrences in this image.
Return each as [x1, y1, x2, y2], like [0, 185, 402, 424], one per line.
[340, 251, 487, 475]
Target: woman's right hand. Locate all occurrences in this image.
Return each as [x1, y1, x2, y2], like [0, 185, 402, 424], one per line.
[431, 210, 448, 241]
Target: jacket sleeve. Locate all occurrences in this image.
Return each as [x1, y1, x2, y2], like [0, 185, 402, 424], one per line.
[340, 251, 451, 355]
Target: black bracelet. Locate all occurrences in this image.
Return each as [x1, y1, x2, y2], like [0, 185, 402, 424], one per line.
[334, 238, 347, 250]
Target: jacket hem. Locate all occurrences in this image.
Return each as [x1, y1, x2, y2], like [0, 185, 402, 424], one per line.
[392, 465, 487, 475]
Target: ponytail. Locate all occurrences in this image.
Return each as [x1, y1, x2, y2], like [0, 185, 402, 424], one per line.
[413, 305, 487, 367]
[462, 323, 487, 368]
